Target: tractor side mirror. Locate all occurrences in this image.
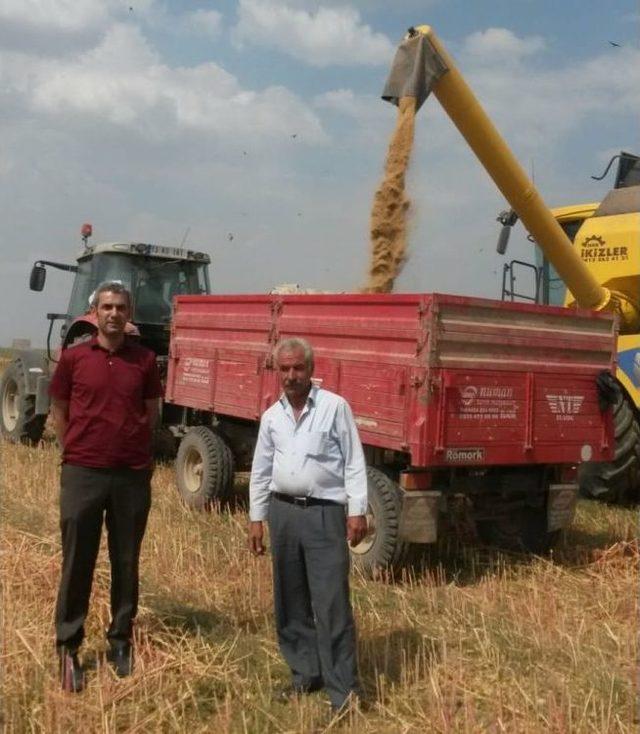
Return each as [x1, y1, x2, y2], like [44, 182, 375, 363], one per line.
[30, 263, 46, 291]
[496, 225, 512, 255]
[496, 209, 519, 255]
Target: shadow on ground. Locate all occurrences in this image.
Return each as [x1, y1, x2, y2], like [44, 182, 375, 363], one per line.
[380, 514, 637, 588]
[359, 628, 439, 699]
[145, 595, 234, 639]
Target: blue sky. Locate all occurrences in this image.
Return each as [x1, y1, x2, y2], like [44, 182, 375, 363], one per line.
[0, 0, 638, 345]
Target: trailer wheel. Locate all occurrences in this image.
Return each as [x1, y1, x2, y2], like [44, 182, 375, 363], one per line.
[175, 426, 235, 509]
[350, 467, 411, 578]
[0, 360, 46, 444]
[477, 505, 560, 555]
[579, 393, 640, 504]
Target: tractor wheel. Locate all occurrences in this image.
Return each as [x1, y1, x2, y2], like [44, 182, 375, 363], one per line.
[0, 360, 46, 444]
[349, 467, 412, 578]
[579, 393, 640, 504]
[175, 426, 235, 509]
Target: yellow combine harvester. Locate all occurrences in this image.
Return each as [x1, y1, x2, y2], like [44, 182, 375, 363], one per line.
[502, 154, 639, 502]
[382, 25, 639, 502]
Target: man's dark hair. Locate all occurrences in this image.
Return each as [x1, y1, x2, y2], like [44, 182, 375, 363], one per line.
[92, 281, 132, 309]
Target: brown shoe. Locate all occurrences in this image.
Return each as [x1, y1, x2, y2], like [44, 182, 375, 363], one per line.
[59, 650, 84, 693]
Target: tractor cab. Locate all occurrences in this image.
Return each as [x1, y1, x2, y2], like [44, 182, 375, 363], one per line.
[0, 225, 211, 446]
[30, 226, 211, 356]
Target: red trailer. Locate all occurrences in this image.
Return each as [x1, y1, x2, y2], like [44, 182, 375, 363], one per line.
[166, 292, 615, 574]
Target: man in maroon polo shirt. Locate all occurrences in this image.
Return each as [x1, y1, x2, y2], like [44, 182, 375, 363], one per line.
[49, 281, 162, 692]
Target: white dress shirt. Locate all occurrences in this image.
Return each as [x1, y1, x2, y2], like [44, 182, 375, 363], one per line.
[249, 386, 368, 521]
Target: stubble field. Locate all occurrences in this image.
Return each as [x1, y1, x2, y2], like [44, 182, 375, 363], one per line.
[1, 437, 638, 734]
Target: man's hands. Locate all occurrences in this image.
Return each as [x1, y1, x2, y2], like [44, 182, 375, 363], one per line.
[250, 515, 367, 554]
[50, 398, 69, 449]
[347, 515, 368, 547]
[249, 520, 265, 556]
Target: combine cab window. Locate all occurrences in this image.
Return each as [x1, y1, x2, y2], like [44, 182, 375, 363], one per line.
[534, 218, 586, 306]
[543, 262, 566, 306]
[559, 220, 583, 244]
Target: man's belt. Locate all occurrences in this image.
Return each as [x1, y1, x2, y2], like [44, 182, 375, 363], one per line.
[272, 492, 342, 508]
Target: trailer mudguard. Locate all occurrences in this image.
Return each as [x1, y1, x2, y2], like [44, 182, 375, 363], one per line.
[12, 350, 49, 395]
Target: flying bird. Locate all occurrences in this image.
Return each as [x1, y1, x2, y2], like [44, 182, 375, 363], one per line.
[608, 41, 621, 47]
[228, 233, 234, 241]
[290, 134, 297, 139]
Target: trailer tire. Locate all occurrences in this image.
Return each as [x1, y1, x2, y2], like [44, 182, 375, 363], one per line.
[579, 393, 640, 504]
[0, 360, 46, 444]
[349, 467, 412, 578]
[175, 426, 235, 509]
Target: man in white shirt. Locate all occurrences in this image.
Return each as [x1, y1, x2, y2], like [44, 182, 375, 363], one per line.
[249, 337, 368, 713]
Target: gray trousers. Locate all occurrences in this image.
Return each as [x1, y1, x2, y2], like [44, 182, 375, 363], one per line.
[268, 496, 360, 707]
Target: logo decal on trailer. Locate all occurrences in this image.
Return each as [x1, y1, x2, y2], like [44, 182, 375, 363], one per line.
[457, 385, 517, 420]
[445, 447, 485, 463]
[460, 385, 478, 406]
[546, 394, 584, 421]
[180, 357, 210, 386]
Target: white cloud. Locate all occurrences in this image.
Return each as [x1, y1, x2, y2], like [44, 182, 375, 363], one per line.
[0, 0, 157, 34]
[2, 24, 327, 143]
[620, 11, 640, 23]
[314, 88, 393, 144]
[234, 0, 394, 67]
[1, 17, 638, 349]
[0, 0, 116, 32]
[457, 40, 640, 158]
[279, 0, 435, 11]
[315, 88, 369, 116]
[462, 27, 545, 62]
[183, 9, 223, 39]
[0, 0, 158, 56]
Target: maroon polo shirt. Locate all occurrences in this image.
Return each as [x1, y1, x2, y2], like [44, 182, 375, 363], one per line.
[49, 337, 163, 469]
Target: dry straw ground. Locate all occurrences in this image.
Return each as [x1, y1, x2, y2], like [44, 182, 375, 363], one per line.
[1, 440, 638, 733]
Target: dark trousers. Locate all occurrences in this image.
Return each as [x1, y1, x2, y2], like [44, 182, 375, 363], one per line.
[56, 464, 151, 653]
[268, 497, 360, 708]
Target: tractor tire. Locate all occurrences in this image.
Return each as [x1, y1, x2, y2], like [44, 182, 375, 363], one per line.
[349, 466, 413, 578]
[0, 360, 46, 444]
[175, 426, 235, 509]
[579, 393, 640, 504]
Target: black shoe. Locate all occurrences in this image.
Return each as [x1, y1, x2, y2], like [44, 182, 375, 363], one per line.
[59, 650, 84, 693]
[106, 645, 133, 678]
[275, 680, 322, 702]
[330, 693, 364, 718]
